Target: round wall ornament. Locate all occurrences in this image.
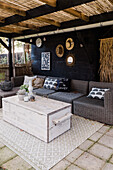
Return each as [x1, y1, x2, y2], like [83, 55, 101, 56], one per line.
[36, 38, 42, 47]
[56, 44, 64, 58]
[66, 38, 74, 50]
[66, 54, 75, 66]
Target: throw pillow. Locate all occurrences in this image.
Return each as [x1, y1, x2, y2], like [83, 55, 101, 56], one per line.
[43, 77, 58, 90]
[23, 75, 37, 86]
[56, 78, 70, 92]
[33, 78, 44, 88]
[87, 87, 109, 100]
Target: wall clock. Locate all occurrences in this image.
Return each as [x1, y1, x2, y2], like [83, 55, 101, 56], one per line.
[56, 44, 64, 58]
[66, 38, 74, 50]
[36, 38, 42, 47]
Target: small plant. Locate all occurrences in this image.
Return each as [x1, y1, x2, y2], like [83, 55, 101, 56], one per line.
[20, 84, 29, 92]
[17, 89, 26, 95]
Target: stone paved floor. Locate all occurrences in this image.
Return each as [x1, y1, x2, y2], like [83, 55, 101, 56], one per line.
[0, 109, 113, 169]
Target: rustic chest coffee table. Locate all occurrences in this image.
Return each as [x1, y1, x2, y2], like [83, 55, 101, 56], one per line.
[2, 95, 72, 143]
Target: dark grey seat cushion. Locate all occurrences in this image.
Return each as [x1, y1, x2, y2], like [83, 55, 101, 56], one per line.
[48, 92, 84, 103]
[73, 96, 104, 107]
[33, 88, 55, 97]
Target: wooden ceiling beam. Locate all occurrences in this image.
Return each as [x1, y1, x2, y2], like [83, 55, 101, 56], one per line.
[0, 27, 22, 34]
[35, 17, 60, 27]
[39, 0, 56, 7]
[0, 17, 5, 23]
[13, 22, 39, 31]
[0, 2, 26, 16]
[64, 8, 89, 22]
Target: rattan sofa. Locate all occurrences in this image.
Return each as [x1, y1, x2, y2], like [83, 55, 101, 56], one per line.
[73, 81, 113, 125]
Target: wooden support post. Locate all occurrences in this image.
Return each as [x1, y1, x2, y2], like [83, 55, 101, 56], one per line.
[12, 39, 15, 77]
[8, 38, 13, 80]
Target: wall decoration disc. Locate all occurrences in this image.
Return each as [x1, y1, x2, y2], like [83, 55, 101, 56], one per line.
[36, 38, 42, 47]
[56, 44, 64, 58]
[66, 54, 75, 66]
[66, 38, 74, 50]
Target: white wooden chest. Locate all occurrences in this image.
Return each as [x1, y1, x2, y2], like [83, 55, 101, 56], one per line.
[3, 95, 72, 143]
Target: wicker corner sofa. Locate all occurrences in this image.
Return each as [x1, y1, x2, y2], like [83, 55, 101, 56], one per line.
[10, 76, 113, 125]
[73, 81, 113, 125]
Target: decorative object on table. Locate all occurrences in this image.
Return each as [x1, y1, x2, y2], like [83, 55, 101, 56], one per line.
[24, 96, 29, 102]
[26, 77, 35, 96]
[66, 38, 74, 50]
[36, 38, 42, 47]
[17, 84, 29, 101]
[17, 89, 26, 101]
[29, 95, 35, 102]
[56, 44, 64, 58]
[41, 52, 50, 70]
[1, 80, 13, 91]
[66, 54, 75, 66]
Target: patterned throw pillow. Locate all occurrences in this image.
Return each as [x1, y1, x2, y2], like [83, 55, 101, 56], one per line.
[56, 78, 70, 92]
[43, 77, 58, 90]
[33, 78, 44, 88]
[87, 88, 109, 100]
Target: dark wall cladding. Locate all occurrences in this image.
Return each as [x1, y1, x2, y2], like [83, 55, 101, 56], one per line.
[31, 28, 107, 81]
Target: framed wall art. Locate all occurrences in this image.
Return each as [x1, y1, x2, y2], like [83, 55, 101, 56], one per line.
[41, 52, 50, 70]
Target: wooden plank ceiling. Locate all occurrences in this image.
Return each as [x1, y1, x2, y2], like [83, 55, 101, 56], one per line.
[0, 0, 112, 37]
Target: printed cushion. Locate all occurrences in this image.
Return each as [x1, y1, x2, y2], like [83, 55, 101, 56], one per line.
[23, 75, 37, 86]
[43, 77, 58, 90]
[33, 78, 44, 88]
[56, 78, 70, 92]
[87, 87, 109, 100]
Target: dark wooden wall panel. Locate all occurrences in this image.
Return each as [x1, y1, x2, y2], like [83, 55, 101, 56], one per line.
[31, 29, 100, 81]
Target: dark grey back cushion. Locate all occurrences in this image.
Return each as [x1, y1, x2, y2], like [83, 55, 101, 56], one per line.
[89, 81, 113, 92]
[11, 76, 24, 87]
[70, 80, 89, 94]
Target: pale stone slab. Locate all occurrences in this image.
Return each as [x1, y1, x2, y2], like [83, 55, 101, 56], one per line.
[99, 135, 113, 149]
[0, 147, 17, 165]
[66, 164, 82, 170]
[89, 132, 103, 141]
[103, 163, 113, 170]
[2, 156, 32, 170]
[106, 128, 113, 137]
[65, 148, 83, 163]
[79, 140, 94, 151]
[98, 126, 110, 134]
[51, 159, 71, 170]
[74, 152, 105, 170]
[88, 143, 113, 160]
[0, 141, 5, 149]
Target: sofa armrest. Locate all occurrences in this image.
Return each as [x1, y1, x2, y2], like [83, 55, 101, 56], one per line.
[104, 90, 113, 112]
[11, 76, 24, 87]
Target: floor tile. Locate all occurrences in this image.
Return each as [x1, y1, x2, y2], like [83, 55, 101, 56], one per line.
[66, 164, 82, 170]
[51, 159, 71, 170]
[0, 142, 5, 149]
[2, 156, 32, 170]
[102, 163, 113, 170]
[89, 132, 103, 141]
[88, 143, 113, 160]
[79, 140, 94, 151]
[98, 126, 110, 134]
[106, 128, 113, 137]
[99, 135, 113, 149]
[0, 147, 17, 165]
[74, 152, 105, 170]
[65, 148, 83, 163]
[109, 154, 113, 163]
